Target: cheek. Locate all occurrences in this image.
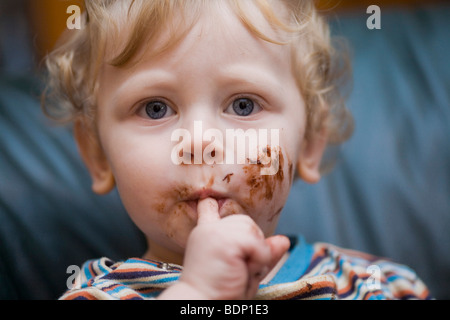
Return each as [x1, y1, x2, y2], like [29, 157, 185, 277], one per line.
[101, 133, 176, 220]
[112, 154, 165, 209]
[238, 146, 294, 235]
[104, 128, 174, 195]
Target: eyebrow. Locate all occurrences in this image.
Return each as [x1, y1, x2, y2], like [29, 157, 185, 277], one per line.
[112, 69, 178, 103]
[217, 64, 286, 95]
[111, 63, 286, 106]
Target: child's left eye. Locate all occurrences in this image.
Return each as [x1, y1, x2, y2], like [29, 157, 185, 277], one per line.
[225, 97, 262, 117]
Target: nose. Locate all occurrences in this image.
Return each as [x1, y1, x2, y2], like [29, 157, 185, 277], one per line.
[171, 120, 224, 165]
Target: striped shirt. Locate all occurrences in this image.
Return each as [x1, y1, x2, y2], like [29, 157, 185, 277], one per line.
[60, 236, 431, 300]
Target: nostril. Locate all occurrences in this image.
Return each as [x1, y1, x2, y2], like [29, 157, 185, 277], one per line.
[211, 149, 216, 158]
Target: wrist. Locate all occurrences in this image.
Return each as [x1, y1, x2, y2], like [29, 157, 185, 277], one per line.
[157, 280, 211, 300]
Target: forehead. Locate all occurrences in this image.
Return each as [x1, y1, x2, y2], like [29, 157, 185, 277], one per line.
[97, 0, 296, 104]
[102, 0, 292, 67]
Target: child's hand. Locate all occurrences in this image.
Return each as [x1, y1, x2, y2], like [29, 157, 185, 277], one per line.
[160, 198, 290, 300]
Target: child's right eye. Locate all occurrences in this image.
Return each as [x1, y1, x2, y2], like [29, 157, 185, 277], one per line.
[139, 100, 175, 120]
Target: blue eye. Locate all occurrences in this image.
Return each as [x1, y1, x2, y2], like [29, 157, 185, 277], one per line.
[145, 101, 169, 119]
[232, 98, 254, 116]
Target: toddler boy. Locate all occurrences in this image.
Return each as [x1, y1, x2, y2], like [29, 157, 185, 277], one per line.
[43, 0, 430, 300]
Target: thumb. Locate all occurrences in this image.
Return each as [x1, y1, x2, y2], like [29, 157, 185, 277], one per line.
[197, 197, 220, 225]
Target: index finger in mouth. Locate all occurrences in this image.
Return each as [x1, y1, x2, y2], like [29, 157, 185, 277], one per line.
[197, 197, 220, 225]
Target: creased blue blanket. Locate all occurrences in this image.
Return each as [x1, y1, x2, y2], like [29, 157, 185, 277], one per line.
[278, 4, 450, 299]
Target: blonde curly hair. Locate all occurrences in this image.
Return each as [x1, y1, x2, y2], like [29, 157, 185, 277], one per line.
[42, 0, 353, 146]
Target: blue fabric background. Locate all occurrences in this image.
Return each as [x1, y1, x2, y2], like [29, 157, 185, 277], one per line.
[0, 4, 449, 299]
[277, 5, 450, 299]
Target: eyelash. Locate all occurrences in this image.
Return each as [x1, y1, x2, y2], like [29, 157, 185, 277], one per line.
[135, 94, 264, 120]
[225, 94, 263, 117]
[136, 98, 175, 120]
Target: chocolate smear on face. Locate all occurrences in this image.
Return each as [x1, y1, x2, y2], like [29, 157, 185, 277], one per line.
[222, 173, 234, 184]
[156, 184, 193, 214]
[243, 146, 285, 208]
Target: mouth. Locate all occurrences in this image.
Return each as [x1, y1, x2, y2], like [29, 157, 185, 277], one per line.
[183, 189, 230, 219]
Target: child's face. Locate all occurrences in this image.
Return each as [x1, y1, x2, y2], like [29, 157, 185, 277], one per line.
[80, 2, 325, 264]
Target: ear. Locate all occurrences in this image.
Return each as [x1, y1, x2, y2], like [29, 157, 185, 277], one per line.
[297, 128, 328, 184]
[74, 118, 115, 194]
